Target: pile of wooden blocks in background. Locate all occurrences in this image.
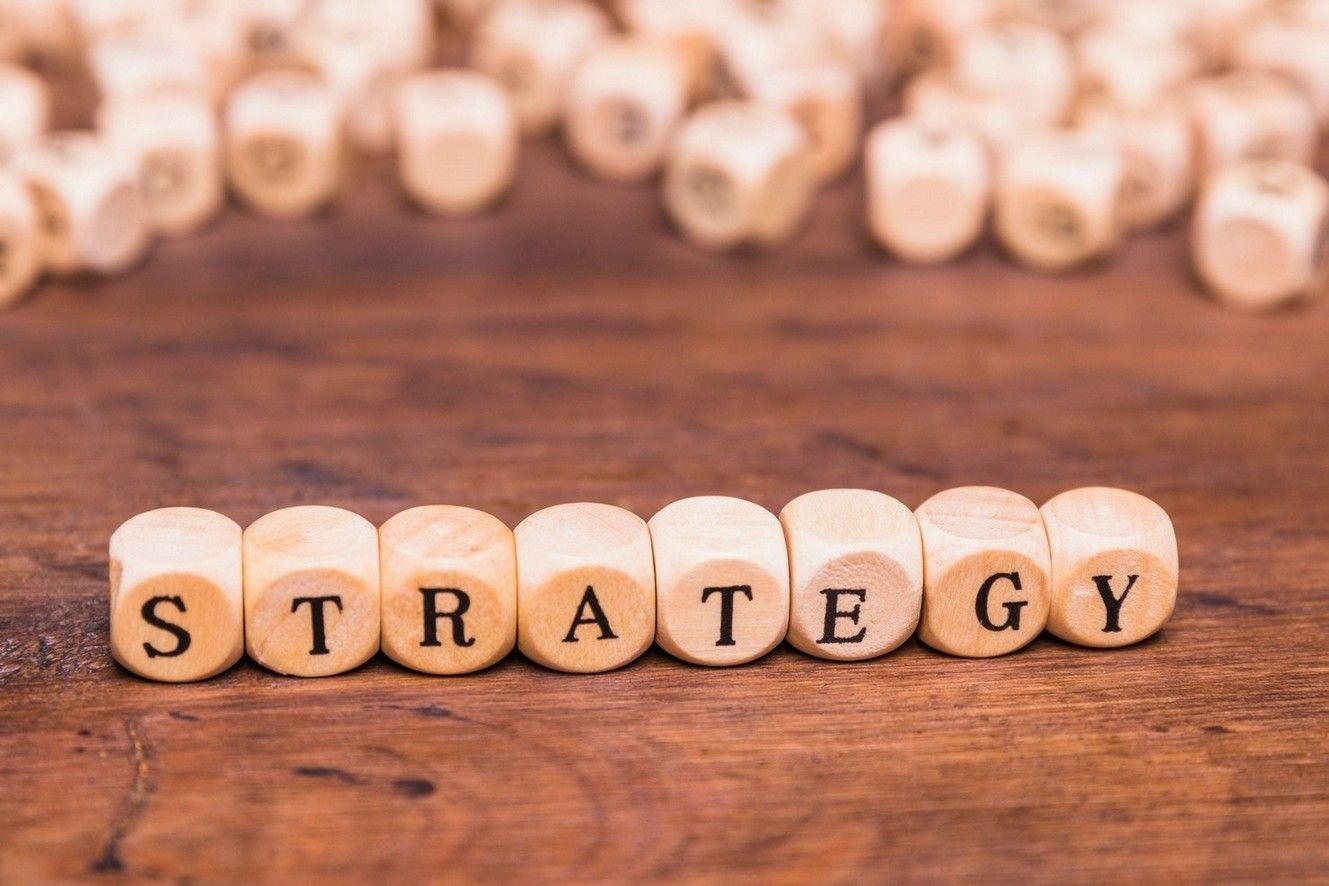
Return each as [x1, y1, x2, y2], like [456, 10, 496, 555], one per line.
[0, 0, 1326, 311]
[109, 487, 1179, 680]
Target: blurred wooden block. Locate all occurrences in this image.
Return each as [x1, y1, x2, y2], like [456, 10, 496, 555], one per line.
[1041, 487, 1178, 648]
[780, 489, 922, 661]
[994, 129, 1123, 272]
[100, 92, 223, 237]
[1192, 159, 1329, 312]
[14, 132, 151, 276]
[1233, 7, 1329, 125]
[1187, 72, 1317, 178]
[395, 69, 518, 215]
[952, 22, 1074, 127]
[745, 58, 862, 184]
[225, 70, 344, 219]
[379, 505, 517, 675]
[1075, 25, 1197, 114]
[902, 70, 1023, 154]
[615, 0, 717, 101]
[892, 0, 997, 75]
[865, 117, 989, 264]
[86, 24, 215, 105]
[563, 36, 688, 183]
[471, 0, 610, 134]
[243, 505, 380, 677]
[514, 503, 655, 673]
[914, 486, 1051, 658]
[1076, 98, 1193, 232]
[0, 171, 41, 307]
[779, 0, 892, 83]
[650, 496, 789, 667]
[0, 63, 50, 164]
[663, 101, 815, 252]
[999, 0, 1105, 35]
[109, 507, 244, 682]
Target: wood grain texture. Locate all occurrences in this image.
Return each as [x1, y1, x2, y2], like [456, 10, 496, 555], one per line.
[1, 134, 1328, 882]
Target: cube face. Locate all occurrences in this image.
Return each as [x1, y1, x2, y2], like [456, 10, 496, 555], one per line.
[1077, 100, 1193, 231]
[1188, 73, 1317, 177]
[748, 60, 861, 184]
[650, 496, 789, 667]
[915, 487, 1051, 658]
[0, 174, 42, 308]
[380, 506, 516, 675]
[0, 63, 50, 164]
[515, 503, 655, 673]
[109, 508, 244, 683]
[1041, 488, 1178, 647]
[781, 489, 922, 661]
[243, 506, 380, 677]
[952, 23, 1074, 126]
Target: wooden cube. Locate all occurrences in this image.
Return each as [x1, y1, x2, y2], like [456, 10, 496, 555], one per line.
[1040, 487, 1178, 648]
[994, 129, 1123, 272]
[1192, 159, 1329, 312]
[471, 0, 610, 134]
[562, 36, 689, 183]
[225, 70, 344, 219]
[109, 507, 244, 682]
[99, 91, 223, 237]
[0, 63, 50, 164]
[999, 0, 1105, 34]
[662, 101, 815, 252]
[379, 505, 517, 675]
[779, 0, 892, 82]
[0, 171, 42, 308]
[914, 486, 1051, 658]
[745, 58, 862, 184]
[893, 0, 997, 75]
[394, 69, 518, 216]
[650, 496, 789, 667]
[1076, 98, 1193, 231]
[14, 132, 151, 276]
[1233, 8, 1329, 125]
[514, 503, 655, 673]
[1187, 72, 1317, 178]
[243, 505, 380, 677]
[952, 22, 1075, 127]
[1075, 25, 1198, 113]
[616, 0, 717, 101]
[865, 117, 990, 264]
[780, 489, 922, 661]
[86, 24, 215, 105]
[902, 71, 1023, 155]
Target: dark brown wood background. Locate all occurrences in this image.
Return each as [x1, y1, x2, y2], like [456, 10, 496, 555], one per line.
[2, 133, 1327, 883]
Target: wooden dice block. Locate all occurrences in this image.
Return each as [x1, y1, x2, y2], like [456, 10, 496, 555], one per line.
[471, 0, 610, 134]
[1041, 488, 1178, 648]
[902, 71, 1023, 155]
[100, 92, 223, 237]
[1187, 73, 1317, 178]
[395, 69, 518, 216]
[0, 63, 50, 164]
[663, 101, 815, 252]
[1233, 9, 1329, 125]
[1000, 0, 1105, 35]
[379, 505, 517, 675]
[14, 132, 151, 276]
[1185, 0, 1266, 66]
[994, 130, 1124, 272]
[952, 22, 1075, 127]
[1076, 98, 1193, 231]
[0, 171, 42, 308]
[650, 496, 789, 667]
[109, 508, 243, 682]
[514, 503, 655, 673]
[1192, 159, 1329, 312]
[1075, 25, 1197, 113]
[563, 36, 689, 183]
[893, 0, 997, 74]
[243, 505, 380, 677]
[745, 58, 862, 184]
[780, 489, 922, 661]
[914, 487, 1051, 658]
[615, 0, 716, 100]
[87, 25, 215, 105]
[780, 0, 892, 82]
[865, 117, 990, 264]
[225, 70, 344, 219]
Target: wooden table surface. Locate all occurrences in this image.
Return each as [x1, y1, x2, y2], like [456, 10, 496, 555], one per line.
[1, 139, 1327, 884]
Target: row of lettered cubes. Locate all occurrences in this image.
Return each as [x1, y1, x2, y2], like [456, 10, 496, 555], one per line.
[108, 486, 1179, 682]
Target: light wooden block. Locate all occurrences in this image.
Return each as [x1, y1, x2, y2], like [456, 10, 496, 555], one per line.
[1075, 25, 1198, 113]
[893, 0, 997, 75]
[224, 70, 344, 219]
[87, 25, 215, 105]
[999, 0, 1105, 35]
[562, 36, 688, 183]
[14, 132, 151, 276]
[0, 170, 42, 308]
[1041, 487, 1178, 648]
[616, 0, 718, 101]
[951, 22, 1074, 127]
[1192, 159, 1329, 312]
[865, 117, 989, 264]
[663, 101, 815, 252]
[994, 129, 1123, 272]
[902, 71, 1023, 155]
[243, 505, 380, 677]
[745, 58, 862, 184]
[0, 63, 50, 164]
[238, 0, 307, 64]
[650, 496, 789, 667]
[1233, 8, 1329, 125]
[309, 44, 400, 156]
[471, 0, 610, 134]
[1076, 98, 1193, 232]
[780, 489, 922, 661]
[99, 92, 223, 237]
[779, 0, 892, 82]
[109, 507, 244, 682]
[514, 503, 655, 673]
[1187, 72, 1317, 178]
[379, 505, 517, 675]
[394, 69, 518, 216]
[914, 486, 1051, 658]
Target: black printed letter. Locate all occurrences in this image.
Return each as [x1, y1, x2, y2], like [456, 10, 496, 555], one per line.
[818, 589, 867, 644]
[291, 595, 343, 655]
[701, 585, 754, 647]
[420, 588, 475, 648]
[975, 572, 1028, 632]
[1091, 574, 1138, 633]
[563, 586, 619, 642]
[141, 595, 191, 658]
